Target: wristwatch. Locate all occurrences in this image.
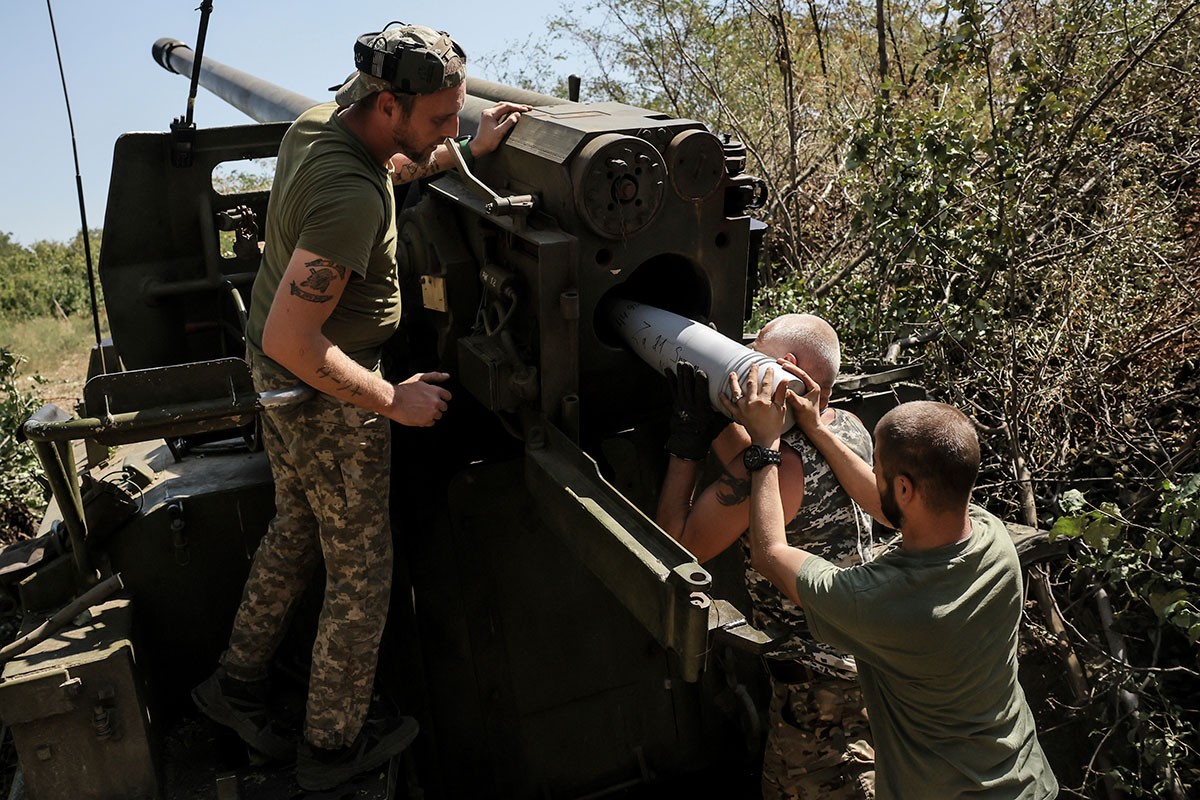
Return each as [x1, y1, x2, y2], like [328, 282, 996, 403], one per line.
[743, 445, 782, 472]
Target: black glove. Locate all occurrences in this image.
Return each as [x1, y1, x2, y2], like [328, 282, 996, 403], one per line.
[664, 360, 728, 460]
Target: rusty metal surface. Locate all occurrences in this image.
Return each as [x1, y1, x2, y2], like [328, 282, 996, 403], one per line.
[0, 599, 158, 800]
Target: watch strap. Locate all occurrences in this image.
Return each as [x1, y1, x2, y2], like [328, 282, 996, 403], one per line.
[744, 445, 782, 472]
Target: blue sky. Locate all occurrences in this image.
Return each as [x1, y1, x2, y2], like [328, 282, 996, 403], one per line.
[0, 1, 579, 246]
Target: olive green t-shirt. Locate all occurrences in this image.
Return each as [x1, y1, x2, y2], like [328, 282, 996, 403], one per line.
[246, 102, 400, 372]
[796, 505, 1058, 799]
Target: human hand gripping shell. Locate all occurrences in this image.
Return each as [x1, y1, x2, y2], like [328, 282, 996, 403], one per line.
[773, 359, 824, 434]
[719, 362, 790, 445]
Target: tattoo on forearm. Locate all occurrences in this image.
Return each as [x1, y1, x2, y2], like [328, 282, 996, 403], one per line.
[289, 259, 345, 304]
[314, 364, 344, 389]
[314, 364, 362, 398]
[715, 468, 751, 507]
[399, 151, 440, 182]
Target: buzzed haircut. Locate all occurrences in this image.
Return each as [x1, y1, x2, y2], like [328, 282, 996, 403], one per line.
[359, 90, 417, 116]
[875, 401, 980, 513]
[757, 313, 841, 390]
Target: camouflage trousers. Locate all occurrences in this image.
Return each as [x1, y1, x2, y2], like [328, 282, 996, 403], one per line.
[222, 353, 393, 749]
[761, 672, 876, 800]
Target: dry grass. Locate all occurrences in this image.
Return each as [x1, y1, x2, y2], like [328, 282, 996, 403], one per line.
[1, 313, 103, 411]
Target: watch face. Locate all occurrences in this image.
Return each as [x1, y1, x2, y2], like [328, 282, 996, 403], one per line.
[744, 445, 781, 471]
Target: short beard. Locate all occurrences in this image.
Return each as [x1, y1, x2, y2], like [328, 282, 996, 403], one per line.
[395, 137, 437, 164]
[419, 149, 438, 171]
[880, 479, 904, 530]
[392, 117, 439, 164]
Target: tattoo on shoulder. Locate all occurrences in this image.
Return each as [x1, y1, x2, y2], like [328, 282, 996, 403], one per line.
[290, 280, 331, 303]
[287, 259, 344, 304]
[715, 468, 751, 507]
[303, 258, 346, 279]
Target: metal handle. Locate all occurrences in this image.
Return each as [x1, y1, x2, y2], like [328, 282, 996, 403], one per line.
[444, 137, 536, 218]
[22, 385, 314, 444]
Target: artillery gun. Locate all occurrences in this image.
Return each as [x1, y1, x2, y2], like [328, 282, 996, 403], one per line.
[0, 32, 924, 800]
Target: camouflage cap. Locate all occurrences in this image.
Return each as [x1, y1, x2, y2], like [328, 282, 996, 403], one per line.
[331, 23, 467, 107]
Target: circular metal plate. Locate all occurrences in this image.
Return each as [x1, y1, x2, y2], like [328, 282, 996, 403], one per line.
[666, 129, 726, 202]
[572, 134, 667, 239]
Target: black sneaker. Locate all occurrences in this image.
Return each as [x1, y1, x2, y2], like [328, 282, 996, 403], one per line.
[191, 670, 295, 762]
[295, 716, 419, 792]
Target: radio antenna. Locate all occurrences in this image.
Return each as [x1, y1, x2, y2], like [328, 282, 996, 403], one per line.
[45, 0, 104, 372]
[170, 0, 215, 167]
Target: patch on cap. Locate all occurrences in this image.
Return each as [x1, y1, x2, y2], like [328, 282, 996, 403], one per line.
[331, 22, 467, 106]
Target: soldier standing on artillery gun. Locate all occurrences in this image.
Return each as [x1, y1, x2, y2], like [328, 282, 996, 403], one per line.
[191, 22, 528, 793]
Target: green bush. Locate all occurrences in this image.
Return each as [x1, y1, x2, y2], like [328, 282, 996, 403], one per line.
[538, 1, 1200, 794]
[0, 348, 45, 539]
[0, 230, 102, 322]
[1050, 479, 1200, 796]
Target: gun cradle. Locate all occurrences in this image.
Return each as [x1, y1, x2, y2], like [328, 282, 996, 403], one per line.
[394, 97, 772, 667]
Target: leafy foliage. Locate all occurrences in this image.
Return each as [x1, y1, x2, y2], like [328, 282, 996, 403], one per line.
[211, 158, 274, 196]
[832, 0, 1200, 532]
[1053, 480, 1200, 644]
[0, 229, 98, 539]
[1048, 479, 1200, 796]
[0, 230, 102, 322]
[0, 348, 44, 540]
[535, 0, 1200, 795]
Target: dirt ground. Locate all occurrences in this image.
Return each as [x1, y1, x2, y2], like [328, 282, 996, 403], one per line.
[25, 348, 90, 412]
[2, 348, 92, 543]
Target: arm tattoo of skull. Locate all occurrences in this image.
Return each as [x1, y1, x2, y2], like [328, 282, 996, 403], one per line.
[289, 258, 346, 304]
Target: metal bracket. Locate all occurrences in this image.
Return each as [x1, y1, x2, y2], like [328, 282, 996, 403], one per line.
[707, 599, 773, 654]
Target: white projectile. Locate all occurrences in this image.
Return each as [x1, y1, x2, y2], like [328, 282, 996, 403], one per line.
[607, 300, 806, 426]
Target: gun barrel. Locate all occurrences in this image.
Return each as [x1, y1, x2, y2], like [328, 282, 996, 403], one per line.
[153, 38, 317, 123]
[153, 38, 573, 129]
[465, 78, 572, 108]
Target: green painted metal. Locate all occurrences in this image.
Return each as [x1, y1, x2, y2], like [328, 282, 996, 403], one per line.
[5, 39, 803, 797]
[524, 423, 712, 682]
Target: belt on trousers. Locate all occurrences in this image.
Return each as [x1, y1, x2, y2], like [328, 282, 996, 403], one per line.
[765, 644, 858, 683]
